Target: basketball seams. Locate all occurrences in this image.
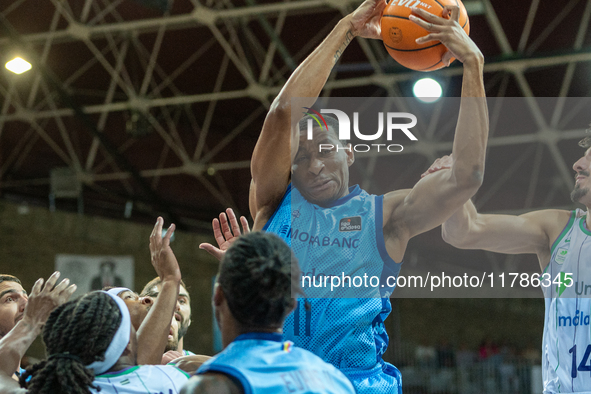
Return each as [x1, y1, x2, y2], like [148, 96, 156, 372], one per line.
[433, 0, 445, 8]
[382, 14, 411, 19]
[383, 42, 442, 52]
[418, 59, 443, 71]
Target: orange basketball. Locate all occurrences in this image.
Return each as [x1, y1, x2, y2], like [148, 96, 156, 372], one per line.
[381, 0, 470, 71]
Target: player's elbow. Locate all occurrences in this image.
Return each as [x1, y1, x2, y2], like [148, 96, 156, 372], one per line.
[269, 93, 291, 119]
[452, 166, 484, 194]
[441, 225, 470, 249]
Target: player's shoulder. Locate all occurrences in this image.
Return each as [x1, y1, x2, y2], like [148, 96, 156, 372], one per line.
[181, 372, 244, 394]
[382, 188, 412, 218]
[521, 209, 574, 246]
[521, 209, 573, 230]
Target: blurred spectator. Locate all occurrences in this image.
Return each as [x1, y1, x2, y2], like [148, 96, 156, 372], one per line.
[415, 339, 437, 368]
[456, 342, 476, 368]
[437, 339, 456, 368]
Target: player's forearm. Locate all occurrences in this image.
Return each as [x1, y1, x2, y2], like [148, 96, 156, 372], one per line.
[450, 55, 488, 191]
[0, 319, 41, 378]
[251, 14, 359, 204]
[271, 15, 355, 116]
[137, 279, 179, 365]
[441, 199, 478, 247]
[262, 14, 357, 164]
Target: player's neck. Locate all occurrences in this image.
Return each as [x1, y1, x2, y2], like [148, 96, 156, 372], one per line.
[106, 357, 135, 374]
[222, 319, 281, 347]
[177, 337, 184, 352]
[313, 189, 350, 208]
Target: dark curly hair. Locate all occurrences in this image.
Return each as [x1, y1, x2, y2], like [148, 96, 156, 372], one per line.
[218, 232, 301, 328]
[21, 291, 122, 394]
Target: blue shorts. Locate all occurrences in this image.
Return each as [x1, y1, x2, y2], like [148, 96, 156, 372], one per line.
[342, 361, 402, 394]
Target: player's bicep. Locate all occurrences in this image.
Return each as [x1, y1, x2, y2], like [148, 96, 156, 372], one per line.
[392, 169, 479, 237]
[453, 212, 549, 255]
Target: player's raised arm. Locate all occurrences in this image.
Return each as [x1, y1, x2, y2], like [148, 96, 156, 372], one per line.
[137, 217, 182, 365]
[250, 0, 387, 228]
[441, 198, 570, 264]
[0, 273, 75, 394]
[384, 6, 488, 240]
[422, 156, 571, 270]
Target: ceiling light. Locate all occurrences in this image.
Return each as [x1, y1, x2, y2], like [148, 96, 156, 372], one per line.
[5, 57, 32, 74]
[413, 78, 442, 103]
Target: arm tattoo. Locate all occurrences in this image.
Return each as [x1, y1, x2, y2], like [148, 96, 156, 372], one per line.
[334, 29, 355, 65]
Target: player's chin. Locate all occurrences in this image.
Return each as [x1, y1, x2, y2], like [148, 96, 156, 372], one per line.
[571, 186, 589, 203]
[165, 340, 179, 353]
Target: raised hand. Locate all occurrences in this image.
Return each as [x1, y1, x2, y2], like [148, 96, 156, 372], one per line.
[348, 0, 388, 40]
[150, 217, 182, 283]
[161, 350, 183, 365]
[421, 154, 453, 178]
[22, 271, 77, 329]
[168, 355, 211, 373]
[199, 208, 250, 261]
[410, 5, 483, 66]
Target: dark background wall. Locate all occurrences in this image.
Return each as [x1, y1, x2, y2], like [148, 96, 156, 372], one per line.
[0, 199, 219, 358]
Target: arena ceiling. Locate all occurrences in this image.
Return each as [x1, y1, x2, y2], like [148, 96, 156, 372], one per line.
[1, 0, 591, 258]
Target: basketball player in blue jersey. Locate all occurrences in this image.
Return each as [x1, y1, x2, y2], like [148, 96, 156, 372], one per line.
[422, 136, 591, 393]
[182, 232, 355, 394]
[0, 288, 189, 394]
[244, 0, 488, 391]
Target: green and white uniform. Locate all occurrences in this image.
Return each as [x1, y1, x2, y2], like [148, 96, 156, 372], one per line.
[544, 209, 591, 393]
[90, 365, 189, 393]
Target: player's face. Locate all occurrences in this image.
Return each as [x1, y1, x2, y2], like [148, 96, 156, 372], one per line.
[571, 148, 591, 205]
[292, 127, 354, 206]
[119, 290, 153, 330]
[0, 281, 28, 337]
[142, 283, 191, 339]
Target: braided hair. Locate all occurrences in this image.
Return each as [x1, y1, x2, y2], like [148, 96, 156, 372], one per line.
[218, 232, 302, 328]
[20, 291, 122, 394]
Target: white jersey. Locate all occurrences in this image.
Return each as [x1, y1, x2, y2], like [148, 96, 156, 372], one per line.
[90, 365, 189, 394]
[543, 209, 591, 393]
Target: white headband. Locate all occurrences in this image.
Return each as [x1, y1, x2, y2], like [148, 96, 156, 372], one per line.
[106, 287, 132, 297]
[86, 291, 131, 375]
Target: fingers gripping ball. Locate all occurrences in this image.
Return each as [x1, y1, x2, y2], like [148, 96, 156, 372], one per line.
[381, 0, 469, 71]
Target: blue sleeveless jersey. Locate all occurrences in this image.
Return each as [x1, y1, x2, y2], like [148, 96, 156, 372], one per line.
[263, 184, 402, 393]
[197, 332, 355, 394]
